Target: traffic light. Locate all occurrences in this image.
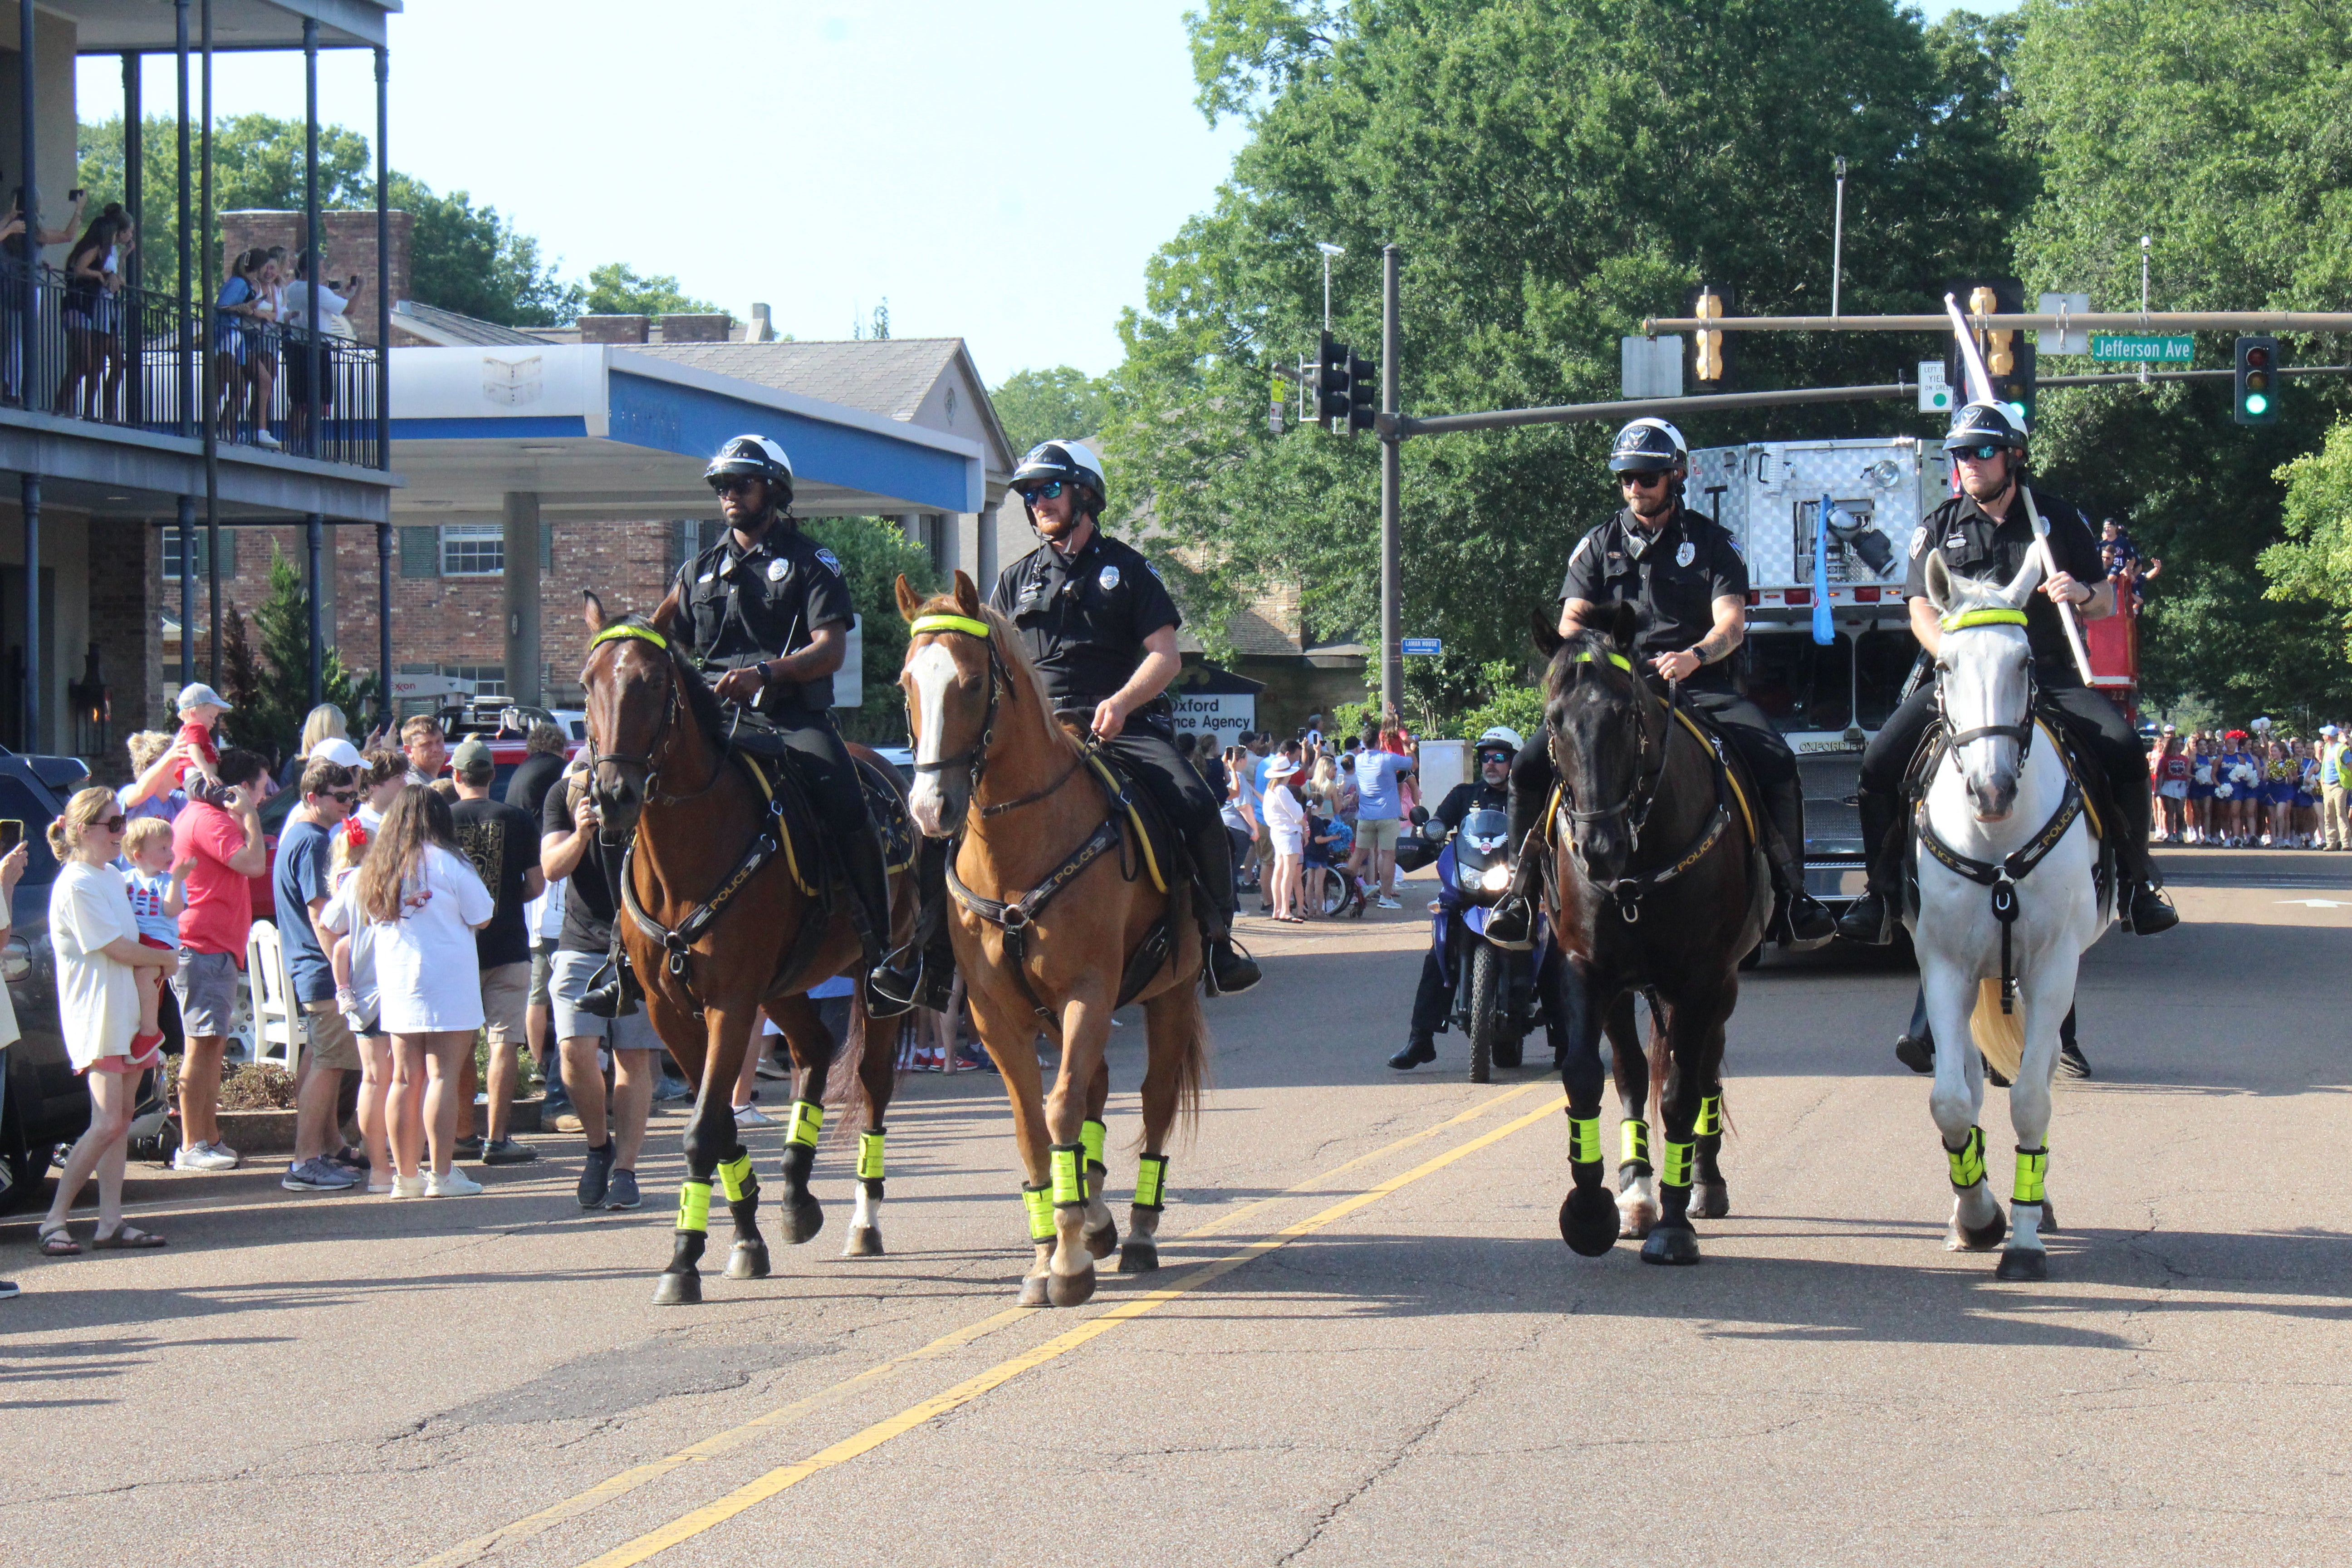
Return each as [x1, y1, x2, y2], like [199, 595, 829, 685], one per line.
[1685, 283, 1732, 386]
[1992, 336, 2036, 430]
[2235, 335, 2280, 425]
[1315, 331, 1352, 424]
[1346, 349, 1377, 434]
[1944, 277, 2031, 425]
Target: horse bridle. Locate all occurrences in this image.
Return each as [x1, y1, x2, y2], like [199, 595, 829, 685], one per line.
[1934, 607, 2037, 765]
[1548, 648, 1670, 843]
[907, 613, 1012, 809]
[581, 622, 729, 810]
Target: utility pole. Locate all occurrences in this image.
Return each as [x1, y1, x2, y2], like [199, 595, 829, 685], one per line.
[1379, 244, 1401, 717]
[1830, 156, 1847, 318]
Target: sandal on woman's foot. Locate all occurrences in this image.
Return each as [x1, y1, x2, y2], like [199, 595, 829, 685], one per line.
[89, 1224, 167, 1250]
[36, 1223, 79, 1256]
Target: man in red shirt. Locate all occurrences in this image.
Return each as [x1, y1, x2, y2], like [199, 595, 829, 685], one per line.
[169, 747, 270, 1172]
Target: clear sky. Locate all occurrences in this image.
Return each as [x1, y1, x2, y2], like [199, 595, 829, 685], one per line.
[78, 0, 2016, 389]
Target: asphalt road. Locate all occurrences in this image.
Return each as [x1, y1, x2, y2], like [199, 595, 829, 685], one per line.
[3, 848, 2347, 1567]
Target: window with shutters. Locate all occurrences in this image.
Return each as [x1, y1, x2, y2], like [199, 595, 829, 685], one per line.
[440, 524, 504, 577]
[399, 526, 440, 578]
[162, 526, 237, 580]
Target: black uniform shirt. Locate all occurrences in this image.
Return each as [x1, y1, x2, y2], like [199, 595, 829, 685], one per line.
[1436, 779, 1511, 832]
[1558, 504, 1749, 692]
[1902, 487, 2101, 685]
[670, 522, 854, 712]
[990, 530, 1181, 710]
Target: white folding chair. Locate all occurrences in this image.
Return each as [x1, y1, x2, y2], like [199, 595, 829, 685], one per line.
[245, 919, 307, 1071]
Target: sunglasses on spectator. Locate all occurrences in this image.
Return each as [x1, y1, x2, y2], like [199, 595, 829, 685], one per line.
[710, 475, 759, 497]
[325, 789, 358, 804]
[98, 814, 127, 834]
[1619, 471, 1670, 489]
[1023, 480, 1068, 501]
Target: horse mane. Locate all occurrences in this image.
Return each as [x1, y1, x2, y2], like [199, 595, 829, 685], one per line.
[907, 592, 1081, 760]
[604, 610, 732, 739]
[1545, 625, 1652, 707]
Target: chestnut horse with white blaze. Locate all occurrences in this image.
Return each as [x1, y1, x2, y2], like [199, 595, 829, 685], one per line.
[578, 590, 914, 1306]
[896, 571, 1209, 1308]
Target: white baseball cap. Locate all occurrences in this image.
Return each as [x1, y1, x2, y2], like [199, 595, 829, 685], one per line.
[176, 681, 232, 713]
[309, 737, 366, 769]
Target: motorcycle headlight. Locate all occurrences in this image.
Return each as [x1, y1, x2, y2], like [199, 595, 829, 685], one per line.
[1481, 864, 1513, 892]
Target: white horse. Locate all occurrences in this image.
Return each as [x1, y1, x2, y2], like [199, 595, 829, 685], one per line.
[1909, 550, 2112, 1281]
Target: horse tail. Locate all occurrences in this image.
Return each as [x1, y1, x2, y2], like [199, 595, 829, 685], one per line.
[1644, 990, 1671, 1117]
[824, 991, 882, 1139]
[1169, 969, 1213, 1142]
[1968, 980, 2026, 1082]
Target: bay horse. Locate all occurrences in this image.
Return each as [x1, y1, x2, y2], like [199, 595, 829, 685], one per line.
[894, 570, 1210, 1308]
[1909, 550, 2110, 1281]
[1531, 605, 1770, 1264]
[578, 590, 914, 1305]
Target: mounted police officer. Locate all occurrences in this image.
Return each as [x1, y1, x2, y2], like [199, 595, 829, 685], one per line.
[1836, 402, 2177, 943]
[1490, 418, 1837, 949]
[1392, 726, 1533, 1071]
[583, 434, 894, 1019]
[868, 439, 1260, 1013]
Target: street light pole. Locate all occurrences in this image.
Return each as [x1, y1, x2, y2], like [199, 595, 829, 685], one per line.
[1317, 241, 1344, 332]
[1379, 244, 1401, 718]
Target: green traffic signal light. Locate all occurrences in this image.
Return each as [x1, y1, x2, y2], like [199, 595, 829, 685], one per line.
[2235, 335, 2281, 426]
[2245, 392, 2269, 416]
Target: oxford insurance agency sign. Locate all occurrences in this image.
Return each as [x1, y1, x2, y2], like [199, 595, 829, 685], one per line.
[1167, 664, 1259, 741]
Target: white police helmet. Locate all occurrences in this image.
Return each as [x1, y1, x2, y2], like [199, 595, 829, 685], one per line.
[1011, 439, 1108, 514]
[1476, 726, 1522, 756]
[1609, 418, 1689, 474]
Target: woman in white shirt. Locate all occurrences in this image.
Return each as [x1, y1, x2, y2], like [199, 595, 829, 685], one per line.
[1262, 757, 1307, 923]
[36, 788, 179, 1255]
[357, 785, 494, 1197]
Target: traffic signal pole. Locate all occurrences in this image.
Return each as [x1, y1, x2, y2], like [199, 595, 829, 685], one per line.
[1380, 244, 1402, 717]
[1641, 309, 2352, 334]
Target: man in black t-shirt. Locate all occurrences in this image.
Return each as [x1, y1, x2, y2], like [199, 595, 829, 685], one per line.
[1836, 402, 2177, 944]
[450, 737, 544, 1163]
[505, 721, 569, 817]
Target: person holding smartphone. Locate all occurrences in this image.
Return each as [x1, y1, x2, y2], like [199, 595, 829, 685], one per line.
[167, 747, 271, 1171]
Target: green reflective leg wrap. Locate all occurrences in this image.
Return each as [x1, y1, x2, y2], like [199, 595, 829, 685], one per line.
[1660, 1138, 1694, 1190]
[675, 1180, 712, 1235]
[1568, 1115, 1601, 1166]
[1021, 1182, 1055, 1243]
[1081, 1118, 1107, 1171]
[1133, 1152, 1169, 1212]
[786, 1098, 824, 1150]
[2014, 1145, 2048, 1205]
[1694, 1095, 1723, 1137]
[857, 1128, 886, 1184]
[1620, 1118, 1651, 1169]
[1049, 1142, 1086, 1208]
[716, 1155, 753, 1205]
[1946, 1125, 1988, 1191]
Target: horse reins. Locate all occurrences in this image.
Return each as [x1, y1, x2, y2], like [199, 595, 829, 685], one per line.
[580, 622, 737, 808]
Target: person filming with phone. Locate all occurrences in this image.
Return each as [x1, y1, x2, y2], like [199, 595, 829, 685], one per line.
[167, 747, 271, 1172]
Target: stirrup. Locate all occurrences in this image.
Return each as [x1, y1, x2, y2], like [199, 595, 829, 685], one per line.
[1483, 895, 1537, 951]
[576, 953, 641, 1019]
[1205, 936, 1261, 997]
[1834, 891, 1895, 946]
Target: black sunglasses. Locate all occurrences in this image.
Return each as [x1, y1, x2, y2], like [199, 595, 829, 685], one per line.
[1619, 470, 1670, 489]
[1024, 479, 1068, 502]
[710, 475, 759, 497]
[1955, 443, 2007, 461]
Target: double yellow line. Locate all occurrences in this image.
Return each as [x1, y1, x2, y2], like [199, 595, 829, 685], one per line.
[419, 1079, 1565, 1568]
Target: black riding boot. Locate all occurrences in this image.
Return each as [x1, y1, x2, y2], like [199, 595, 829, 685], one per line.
[1190, 821, 1261, 995]
[868, 838, 954, 1017]
[2116, 827, 2180, 936]
[1759, 772, 1836, 946]
[578, 840, 642, 1019]
[1835, 787, 1905, 946]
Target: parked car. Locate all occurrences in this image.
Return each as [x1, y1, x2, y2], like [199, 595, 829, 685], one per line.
[0, 750, 171, 1210]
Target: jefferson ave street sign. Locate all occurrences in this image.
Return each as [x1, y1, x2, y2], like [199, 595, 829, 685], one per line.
[2090, 334, 2195, 363]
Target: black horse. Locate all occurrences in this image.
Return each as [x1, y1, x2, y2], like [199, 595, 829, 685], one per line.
[1532, 606, 1770, 1265]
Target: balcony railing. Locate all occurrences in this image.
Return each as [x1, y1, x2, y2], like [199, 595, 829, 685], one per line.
[0, 260, 382, 470]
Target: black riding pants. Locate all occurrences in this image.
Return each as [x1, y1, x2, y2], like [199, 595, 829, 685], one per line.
[769, 706, 871, 833]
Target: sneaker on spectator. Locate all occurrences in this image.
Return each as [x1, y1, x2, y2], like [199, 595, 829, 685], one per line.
[480, 1138, 539, 1165]
[389, 1173, 428, 1200]
[173, 1140, 239, 1172]
[282, 1156, 358, 1192]
[955, 1043, 995, 1073]
[254, 429, 282, 449]
[328, 1146, 369, 1172]
[1376, 896, 1403, 910]
[734, 1103, 777, 1127]
[654, 1073, 693, 1103]
[0, 1279, 18, 1300]
[577, 1140, 615, 1208]
[427, 1168, 484, 1197]
[906, 1044, 946, 1072]
[451, 1135, 485, 1161]
[554, 1110, 585, 1135]
[604, 1169, 641, 1210]
[753, 1052, 788, 1081]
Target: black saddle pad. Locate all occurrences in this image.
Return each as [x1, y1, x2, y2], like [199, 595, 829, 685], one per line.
[1052, 720, 1180, 895]
[727, 747, 916, 898]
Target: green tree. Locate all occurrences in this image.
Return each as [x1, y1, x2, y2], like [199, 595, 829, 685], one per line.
[237, 543, 360, 758]
[1108, 0, 2030, 714]
[802, 516, 942, 744]
[391, 174, 581, 326]
[581, 262, 715, 318]
[2008, 0, 2352, 716]
[2263, 419, 2352, 666]
[991, 366, 1111, 459]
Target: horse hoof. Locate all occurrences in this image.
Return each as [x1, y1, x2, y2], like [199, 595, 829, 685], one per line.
[1639, 1223, 1701, 1266]
[1559, 1186, 1618, 1258]
[1951, 1210, 2008, 1252]
[652, 1270, 702, 1306]
[1994, 1247, 2048, 1282]
[1047, 1266, 1097, 1308]
[1117, 1241, 1160, 1273]
[1019, 1274, 1052, 1308]
[1617, 1201, 1659, 1240]
[781, 1199, 824, 1246]
[725, 1242, 770, 1280]
[843, 1225, 885, 1258]
[1084, 1220, 1119, 1260]
[1692, 1180, 1730, 1220]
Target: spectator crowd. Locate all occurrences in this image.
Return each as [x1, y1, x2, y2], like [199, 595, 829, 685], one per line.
[2147, 720, 2348, 851]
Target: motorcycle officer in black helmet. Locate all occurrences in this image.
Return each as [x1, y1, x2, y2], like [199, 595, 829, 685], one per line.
[1835, 401, 2178, 943]
[580, 434, 896, 1018]
[1489, 417, 1838, 949]
[868, 439, 1262, 1012]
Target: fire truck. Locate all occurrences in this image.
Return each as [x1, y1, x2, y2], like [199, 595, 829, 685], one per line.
[1689, 436, 2140, 913]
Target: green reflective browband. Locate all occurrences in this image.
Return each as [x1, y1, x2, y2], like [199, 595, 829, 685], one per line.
[1021, 1183, 1055, 1242]
[716, 1154, 753, 1205]
[1947, 1125, 1988, 1190]
[1050, 1143, 1086, 1207]
[1568, 1115, 1601, 1166]
[1620, 1118, 1651, 1167]
[910, 613, 991, 639]
[857, 1129, 886, 1184]
[2014, 1146, 2048, 1205]
[1660, 1139, 1694, 1189]
[1576, 650, 1635, 673]
[1694, 1096, 1723, 1138]
[787, 1098, 824, 1150]
[1133, 1152, 1169, 1211]
[590, 622, 669, 653]
[1938, 607, 2029, 633]
[676, 1180, 712, 1235]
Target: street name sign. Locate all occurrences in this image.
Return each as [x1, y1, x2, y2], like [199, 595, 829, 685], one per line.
[1401, 637, 1443, 657]
[2090, 334, 2194, 363]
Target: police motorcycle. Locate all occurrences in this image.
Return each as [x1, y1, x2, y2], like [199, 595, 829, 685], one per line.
[1399, 767, 1550, 1084]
